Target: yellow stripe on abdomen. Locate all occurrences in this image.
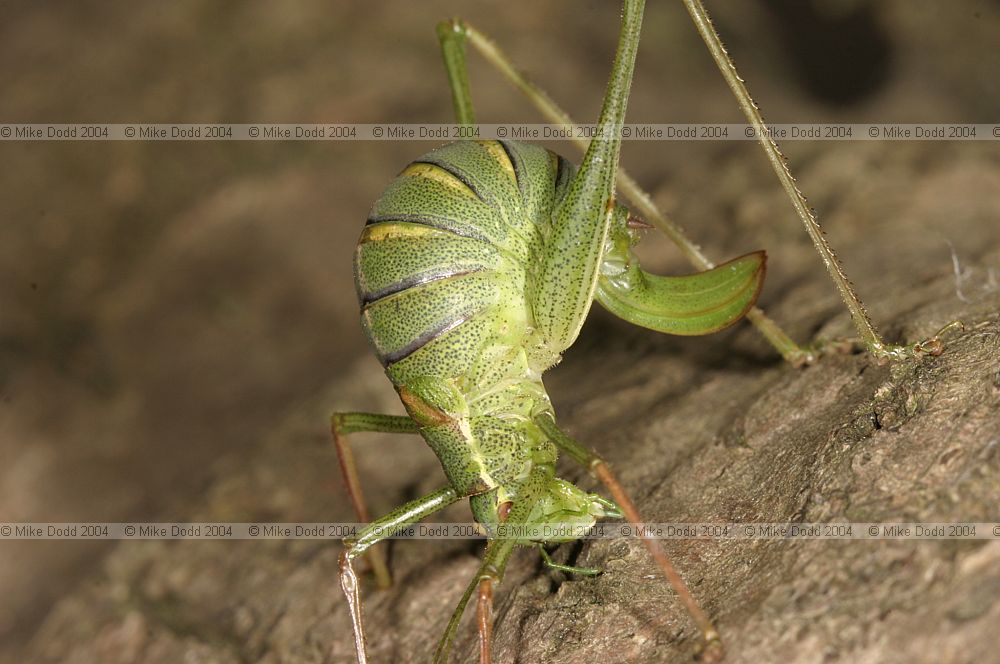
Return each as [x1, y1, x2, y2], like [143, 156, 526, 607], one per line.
[477, 140, 517, 188]
[400, 162, 477, 198]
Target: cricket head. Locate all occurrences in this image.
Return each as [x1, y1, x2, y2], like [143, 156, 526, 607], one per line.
[471, 466, 621, 543]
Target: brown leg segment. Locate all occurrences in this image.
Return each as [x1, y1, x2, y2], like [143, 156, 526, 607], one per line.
[331, 412, 421, 589]
[593, 462, 722, 662]
[341, 487, 460, 664]
[477, 577, 494, 664]
[340, 550, 369, 664]
[534, 412, 723, 662]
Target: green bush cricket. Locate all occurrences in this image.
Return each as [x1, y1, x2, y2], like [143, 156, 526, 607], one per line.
[334, 1, 959, 662]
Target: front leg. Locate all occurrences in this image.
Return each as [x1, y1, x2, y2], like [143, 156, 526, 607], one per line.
[533, 411, 723, 662]
[341, 486, 460, 664]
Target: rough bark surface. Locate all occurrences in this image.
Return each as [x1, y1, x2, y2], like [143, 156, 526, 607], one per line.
[2, 2, 999, 664]
[16, 146, 1000, 664]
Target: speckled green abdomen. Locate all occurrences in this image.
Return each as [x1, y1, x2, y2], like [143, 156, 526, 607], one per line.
[354, 140, 573, 397]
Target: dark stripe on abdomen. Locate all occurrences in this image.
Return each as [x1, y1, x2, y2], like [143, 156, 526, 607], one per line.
[382, 312, 473, 367]
[554, 154, 572, 198]
[360, 270, 498, 370]
[410, 158, 489, 204]
[497, 140, 525, 195]
[360, 268, 483, 306]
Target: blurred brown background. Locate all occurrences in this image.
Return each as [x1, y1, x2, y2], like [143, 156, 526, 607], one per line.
[1, 1, 998, 662]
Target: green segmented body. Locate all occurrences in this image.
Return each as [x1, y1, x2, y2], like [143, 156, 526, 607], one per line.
[357, 139, 570, 376]
[340, 6, 771, 658]
[354, 137, 764, 504]
[355, 139, 576, 500]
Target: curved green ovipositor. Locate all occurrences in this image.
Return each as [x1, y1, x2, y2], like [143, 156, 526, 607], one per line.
[595, 250, 766, 336]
